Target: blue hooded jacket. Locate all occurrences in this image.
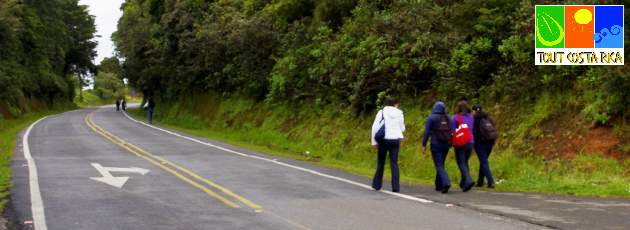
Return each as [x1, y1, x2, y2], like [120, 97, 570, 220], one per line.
[422, 102, 452, 147]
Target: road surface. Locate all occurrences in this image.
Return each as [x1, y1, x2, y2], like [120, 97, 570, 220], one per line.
[7, 108, 597, 229]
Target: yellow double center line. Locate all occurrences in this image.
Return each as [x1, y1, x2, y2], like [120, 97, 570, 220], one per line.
[85, 111, 262, 212]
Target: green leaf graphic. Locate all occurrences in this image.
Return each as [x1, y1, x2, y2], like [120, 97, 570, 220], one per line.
[536, 6, 565, 48]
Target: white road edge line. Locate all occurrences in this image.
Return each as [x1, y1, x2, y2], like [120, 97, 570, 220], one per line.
[121, 111, 432, 204]
[23, 117, 49, 230]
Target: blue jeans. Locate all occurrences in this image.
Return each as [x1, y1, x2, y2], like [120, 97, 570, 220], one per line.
[455, 143, 474, 189]
[475, 142, 495, 186]
[147, 108, 154, 124]
[372, 139, 400, 192]
[430, 143, 451, 191]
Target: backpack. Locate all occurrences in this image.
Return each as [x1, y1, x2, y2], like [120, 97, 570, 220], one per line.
[434, 115, 451, 142]
[479, 116, 498, 141]
[374, 110, 386, 142]
[452, 114, 472, 148]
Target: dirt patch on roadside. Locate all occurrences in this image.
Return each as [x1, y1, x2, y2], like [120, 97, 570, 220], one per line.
[0, 105, 12, 119]
[534, 114, 624, 161]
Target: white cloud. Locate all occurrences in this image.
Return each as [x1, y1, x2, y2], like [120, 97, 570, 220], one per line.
[79, 0, 125, 64]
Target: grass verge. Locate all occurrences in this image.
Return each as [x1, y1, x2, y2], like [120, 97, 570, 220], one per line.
[127, 95, 630, 198]
[0, 108, 74, 211]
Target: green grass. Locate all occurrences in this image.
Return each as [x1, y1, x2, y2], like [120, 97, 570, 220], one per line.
[128, 95, 630, 198]
[74, 89, 109, 108]
[74, 89, 140, 108]
[0, 108, 74, 211]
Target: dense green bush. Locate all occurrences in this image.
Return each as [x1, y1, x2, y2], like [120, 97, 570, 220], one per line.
[93, 72, 125, 100]
[0, 0, 96, 116]
[114, 0, 629, 120]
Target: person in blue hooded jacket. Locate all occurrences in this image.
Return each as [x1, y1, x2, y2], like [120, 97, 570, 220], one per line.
[421, 101, 452, 194]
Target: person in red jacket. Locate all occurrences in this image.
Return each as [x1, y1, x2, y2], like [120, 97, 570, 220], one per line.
[450, 100, 475, 192]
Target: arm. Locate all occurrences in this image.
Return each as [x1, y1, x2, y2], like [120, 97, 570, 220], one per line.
[421, 116, 431, 147]
[399, 112, 406, 134]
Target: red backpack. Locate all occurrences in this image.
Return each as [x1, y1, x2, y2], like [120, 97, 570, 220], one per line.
[452, 114, 472, 148]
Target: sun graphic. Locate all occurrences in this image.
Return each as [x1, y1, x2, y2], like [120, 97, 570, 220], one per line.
[574, 9, 592, 25]
[573, 9, 593, 32]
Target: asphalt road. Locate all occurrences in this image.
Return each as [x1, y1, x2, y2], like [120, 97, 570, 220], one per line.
[10, 108, 550, 229]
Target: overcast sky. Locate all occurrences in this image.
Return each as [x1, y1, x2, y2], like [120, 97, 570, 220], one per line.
[79, 0, 125, 64]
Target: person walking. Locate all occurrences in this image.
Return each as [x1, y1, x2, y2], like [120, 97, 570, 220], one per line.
[421, 101, 452, 193]
[115, 99, 120, 111]
[121, 98, 127, 111]
[451, 100, 475, 192]
[472, 104, 498, 188]
[371, 97, 405, 193]
[146, 97, 155, 124]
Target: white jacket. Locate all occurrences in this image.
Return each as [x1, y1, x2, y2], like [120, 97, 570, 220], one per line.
[371, 106, 405, 145]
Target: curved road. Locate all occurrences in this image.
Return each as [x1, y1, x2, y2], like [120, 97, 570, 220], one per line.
[11, 108, 543, 230]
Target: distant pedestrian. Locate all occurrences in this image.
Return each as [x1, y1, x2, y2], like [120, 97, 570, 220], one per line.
[451, 100, 475, 192]
[146, 97, 155, 124]
[115, 99, 120, 111]
[473, 105, 498, 188]
[371, 97, 405, 193]
[121, 98, 127, 111]
[422, 101, 452, 193]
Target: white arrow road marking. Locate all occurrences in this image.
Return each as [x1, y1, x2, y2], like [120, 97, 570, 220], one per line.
[90, 163, 149, 188]
[102, 166, 150, 175]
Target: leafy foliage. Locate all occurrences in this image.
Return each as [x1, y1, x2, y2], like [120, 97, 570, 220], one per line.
[0, 0, 96, 117]
[115, 0, 629, 119]
[93, 72, 125, 100]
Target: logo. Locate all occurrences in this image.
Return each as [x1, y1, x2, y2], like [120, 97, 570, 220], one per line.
[535, 5, 624, 65]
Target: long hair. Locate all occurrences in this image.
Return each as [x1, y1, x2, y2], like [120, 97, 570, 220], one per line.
[456, 100, 471, 114]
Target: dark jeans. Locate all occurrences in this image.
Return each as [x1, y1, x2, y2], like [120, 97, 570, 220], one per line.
[430, 143, 451, 191]
[147, 108, 154, 124]
[372, 139, 400, 192]
[475, 142, 495, 186]
[455, 143, 474, 189]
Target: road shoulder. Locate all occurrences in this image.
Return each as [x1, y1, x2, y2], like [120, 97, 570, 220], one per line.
[124, 110, 630, 230]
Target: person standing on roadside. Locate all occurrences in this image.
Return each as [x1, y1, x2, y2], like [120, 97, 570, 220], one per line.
[421, 101, 452, 193]
[472, 104, 498, 188]
[451, 100, 475, 192]
[121, 98, 127, 111]
[115, 99, 121, 111]
[371, 97, 405, 193]
[146, 97, 155, 124]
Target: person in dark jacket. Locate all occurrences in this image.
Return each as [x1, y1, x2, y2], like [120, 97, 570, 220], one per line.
[146, 97, 155, 124]
[115, 99, 120, 111]
[451, 100, 475, 192]
[473, 104, 496, 188]
[121, 98, 127, 111]
[422, 101, 452, 193]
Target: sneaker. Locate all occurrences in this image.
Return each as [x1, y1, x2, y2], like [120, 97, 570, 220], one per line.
[463, 182, 474, 192]
[487, 184, 495, 189]
[441, 185, 450, 194]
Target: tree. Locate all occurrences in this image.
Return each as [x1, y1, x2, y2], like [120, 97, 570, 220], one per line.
[0, 0, 97, 115]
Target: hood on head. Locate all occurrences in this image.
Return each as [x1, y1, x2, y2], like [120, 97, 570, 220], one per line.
[432, 101, 446, 114]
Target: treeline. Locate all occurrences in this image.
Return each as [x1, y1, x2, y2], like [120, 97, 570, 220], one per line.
[115, 0, 629, 121]
[93, 57, 126, 101]
[0, 0, 96, 117]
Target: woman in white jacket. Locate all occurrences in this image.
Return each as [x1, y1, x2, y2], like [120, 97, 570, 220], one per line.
[371, 97, 405, 192]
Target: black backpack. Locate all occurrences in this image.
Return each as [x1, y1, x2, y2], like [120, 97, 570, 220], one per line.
[479, 116, 498, 141]
[435, 115, 451, 142]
